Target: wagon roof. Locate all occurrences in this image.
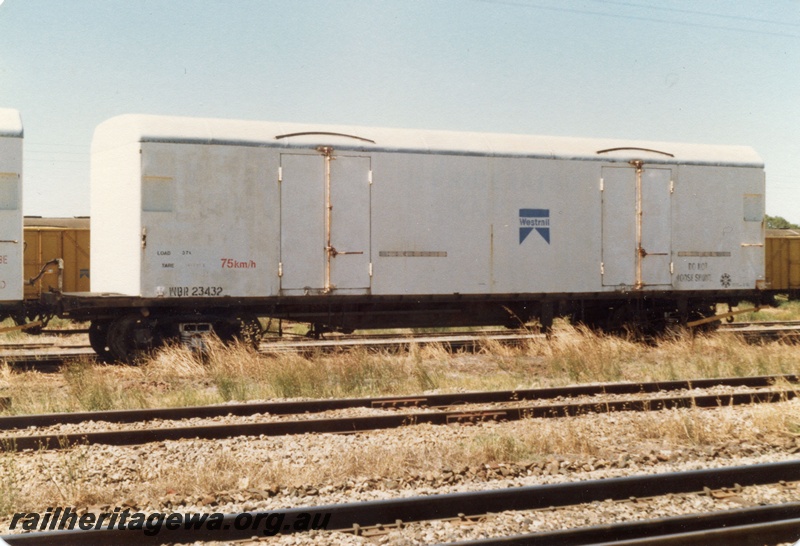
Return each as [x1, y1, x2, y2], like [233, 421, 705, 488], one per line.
[0, 108, 22, 138]
[24, 216, 90, 229]
[93, 113, 763, 167]
[766, 228, 800, 238]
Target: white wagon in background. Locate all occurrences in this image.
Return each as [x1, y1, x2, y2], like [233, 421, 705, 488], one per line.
[0, 108, 24, 316]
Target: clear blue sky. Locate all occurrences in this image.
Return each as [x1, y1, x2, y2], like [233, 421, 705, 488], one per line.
[1, 0, 798, 222]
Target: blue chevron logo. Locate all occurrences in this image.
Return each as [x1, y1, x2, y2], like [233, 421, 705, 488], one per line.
[519, 209, 550, 244]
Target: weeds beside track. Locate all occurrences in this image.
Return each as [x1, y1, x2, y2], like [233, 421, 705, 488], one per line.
[0, 374, 795, 430]
[3, 460, 799, 545]
[0, 383, 795, 452]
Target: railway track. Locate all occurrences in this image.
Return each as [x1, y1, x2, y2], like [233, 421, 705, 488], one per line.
[0, 348, 94, 372]
[258, 328, 542, 353]
[0, 375, 796, 452]
[0, 329, 540, 364]
[0, 374, 795, 429]
[0, 330, 543, 367]
[1, 319, 799, 366]
[723, 320, 800, 328]
[2, 460, 799, 545]
[719, 319, 800, 340]
[447, 504, 800, 545]
[253, 320, 800, 349]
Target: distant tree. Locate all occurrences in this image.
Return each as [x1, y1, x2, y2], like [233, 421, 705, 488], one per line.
[765, 215, 800, 229]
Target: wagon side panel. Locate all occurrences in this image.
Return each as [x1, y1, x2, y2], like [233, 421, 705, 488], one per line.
[672, 165, 765, 292]
[91, 142, 141, 295]
[138, 142, 279, 299]
[0, 111, 24, 304]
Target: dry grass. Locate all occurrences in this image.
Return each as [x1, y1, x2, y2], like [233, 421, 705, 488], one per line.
[523, 325, 800, 384]
[248, 401, 798, 486]
[199, 340, 448, 401]
[0, 324, 799, 416]
[2, 308, 800, 514]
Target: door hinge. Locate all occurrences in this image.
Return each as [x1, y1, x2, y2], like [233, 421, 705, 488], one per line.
[278, 262, 283, 277]
[141, 227, 147, 250]
[600, 262, 605, 275]
[369, 262, 373, 277]
[600, 177, 604, 192]
[670, 179, 674, 194]
[278, 166, 282, 183]
[369, 170, 373, 185]
[670, 261, 674, 275]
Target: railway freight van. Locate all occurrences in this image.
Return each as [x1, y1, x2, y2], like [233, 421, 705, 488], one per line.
[0, 109, 24, 313]
[57, 113, 767, 360]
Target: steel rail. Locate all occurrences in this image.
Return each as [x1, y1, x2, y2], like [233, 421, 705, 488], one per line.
[0, 348, 94, 365]
[443, 504, 800, 545]
[2, 461, 799, 545]
[0, 374, 795, 431]
[257, 330, 543, 353]
[720, 319, 800, 328]
[585, 519, 800, 546]
[723, 328, 800, 341]
[0, 388, 795, 452]
[0, 342, 59, 350]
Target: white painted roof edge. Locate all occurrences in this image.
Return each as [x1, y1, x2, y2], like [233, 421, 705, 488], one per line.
[92, 113, 763, 167]
[0, 108, 23, 138]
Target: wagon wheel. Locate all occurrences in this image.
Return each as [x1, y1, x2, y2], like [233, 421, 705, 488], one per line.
[106, 315, 157, 364]
[214, 315, 263, 348]
[608, 304, 646, 338]
[609, 304, 670, 339]
[239, 316, 264, 347]
[88, 321, 115, 363]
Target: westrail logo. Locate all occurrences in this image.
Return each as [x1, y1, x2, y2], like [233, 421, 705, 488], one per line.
[519, 209, 550, 244]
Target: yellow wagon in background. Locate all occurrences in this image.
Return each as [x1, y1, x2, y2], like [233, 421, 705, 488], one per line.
[23, 217, 90, 300]
[765, 229, 800, 299]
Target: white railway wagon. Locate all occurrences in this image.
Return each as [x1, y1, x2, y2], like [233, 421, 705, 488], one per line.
[0, 109, 24, 311]
[74, 114, 765, 360]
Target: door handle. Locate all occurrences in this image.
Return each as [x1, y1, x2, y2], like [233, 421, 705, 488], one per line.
[328, 246, 364, 257]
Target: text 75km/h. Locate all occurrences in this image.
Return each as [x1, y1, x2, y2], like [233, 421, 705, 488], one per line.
[221, 258, 257, 269]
